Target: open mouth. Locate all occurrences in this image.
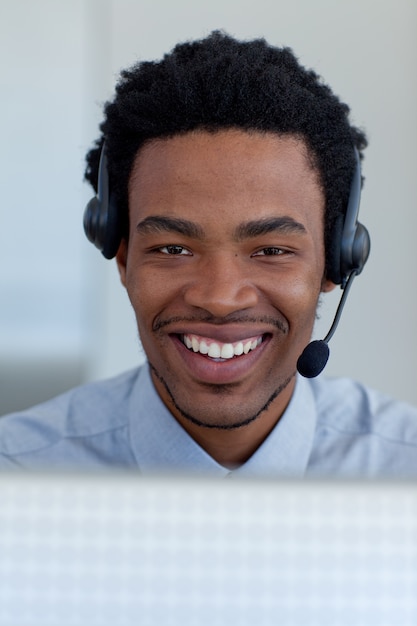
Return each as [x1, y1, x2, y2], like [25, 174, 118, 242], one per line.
[180, 333, 267, 361]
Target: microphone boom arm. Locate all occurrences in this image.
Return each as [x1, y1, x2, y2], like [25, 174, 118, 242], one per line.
[323, 270, 358, 345]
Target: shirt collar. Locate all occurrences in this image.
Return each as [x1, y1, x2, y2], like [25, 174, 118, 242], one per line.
[129, 364, 317, 478]
[233, 374, 317, 478]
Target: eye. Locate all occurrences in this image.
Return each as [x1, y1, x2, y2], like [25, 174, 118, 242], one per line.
[252, 247, 286, 256]
[158, 244, 192, 255]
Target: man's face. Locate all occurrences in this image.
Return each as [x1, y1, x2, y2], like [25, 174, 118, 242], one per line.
[117, 130, 334, 432]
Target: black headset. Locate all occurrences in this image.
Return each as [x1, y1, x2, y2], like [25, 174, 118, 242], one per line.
[83, 142, 371, 287]
[325, 148, 370, 287]
[83, 146, 122, 260]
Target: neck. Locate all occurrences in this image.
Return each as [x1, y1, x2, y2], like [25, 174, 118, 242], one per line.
[170, 392, 292, 468]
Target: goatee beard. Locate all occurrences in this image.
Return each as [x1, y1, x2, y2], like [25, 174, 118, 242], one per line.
[149, 362, 294, 430]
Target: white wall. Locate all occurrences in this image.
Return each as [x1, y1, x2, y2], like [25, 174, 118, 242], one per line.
[1, 0, 416, 412]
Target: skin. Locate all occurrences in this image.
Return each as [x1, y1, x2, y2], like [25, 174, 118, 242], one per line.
[116, 129, 335, 467]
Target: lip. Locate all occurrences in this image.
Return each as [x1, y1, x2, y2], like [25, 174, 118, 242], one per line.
[170, 331, 272, 385]
[160, 320, 281, 343]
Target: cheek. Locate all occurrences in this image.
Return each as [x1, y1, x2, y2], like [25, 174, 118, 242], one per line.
[125, 265, 179, 330]
[274, 269, 321, 309]
[274, 273, 322, 340]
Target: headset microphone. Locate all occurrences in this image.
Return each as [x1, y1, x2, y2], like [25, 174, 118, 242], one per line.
[296, 148, 371, 378]
[296, 270, 358, 378]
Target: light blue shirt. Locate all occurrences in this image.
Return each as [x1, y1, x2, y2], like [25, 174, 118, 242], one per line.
[0, 364, 416, 477]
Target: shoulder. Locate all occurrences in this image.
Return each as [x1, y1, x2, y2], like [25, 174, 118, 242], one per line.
[0, 367, 144, 465]
[310, 376, 417, 436]
[306, 376, 417, 476]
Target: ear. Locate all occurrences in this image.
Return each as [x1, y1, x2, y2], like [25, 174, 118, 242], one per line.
[321, 278, 337, 293]
[115, 239, 128, 287]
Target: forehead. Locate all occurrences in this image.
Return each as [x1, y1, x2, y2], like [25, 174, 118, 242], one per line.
[128, 129, 324, 229]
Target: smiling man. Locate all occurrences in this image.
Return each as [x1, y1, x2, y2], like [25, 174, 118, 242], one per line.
[117, 131, 332, 467]
[1, 32, 416, 475]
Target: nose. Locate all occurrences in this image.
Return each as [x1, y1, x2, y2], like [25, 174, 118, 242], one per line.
[183, 254, 259, 318]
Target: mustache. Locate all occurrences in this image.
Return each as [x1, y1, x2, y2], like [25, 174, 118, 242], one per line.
[153, 314, 288, 334]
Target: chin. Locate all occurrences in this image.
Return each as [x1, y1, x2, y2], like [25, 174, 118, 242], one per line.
[150, 361, 295, 431]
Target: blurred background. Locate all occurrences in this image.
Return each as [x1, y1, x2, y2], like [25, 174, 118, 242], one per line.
[0, 0, 416, 415]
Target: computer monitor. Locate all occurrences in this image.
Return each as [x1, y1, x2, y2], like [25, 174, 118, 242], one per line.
[0, 473, 416, 625]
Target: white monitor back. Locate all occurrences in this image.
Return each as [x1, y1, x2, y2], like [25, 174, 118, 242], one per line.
[0, 473, 416, 626]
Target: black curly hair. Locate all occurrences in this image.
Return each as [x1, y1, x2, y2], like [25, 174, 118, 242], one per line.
[85, 30, 367, 277]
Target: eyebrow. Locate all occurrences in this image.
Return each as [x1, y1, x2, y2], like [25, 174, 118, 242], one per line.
[234, 216, 307, 240]
[136, 216, 205, 239]
[136, 214, 307, 240]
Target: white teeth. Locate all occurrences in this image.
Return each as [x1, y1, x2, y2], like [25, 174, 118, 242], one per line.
[207, 343, 221, 358]
[243, 340, 252, 354]
[234, 341, 244, 356]
[220, 343, 234, 359]
[182, 334, 263, 359]
[199, 340, 209, 355]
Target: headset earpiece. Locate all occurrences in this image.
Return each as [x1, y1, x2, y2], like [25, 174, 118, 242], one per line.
[329, 148, 371, 287]
[83, 144, 123, 259]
